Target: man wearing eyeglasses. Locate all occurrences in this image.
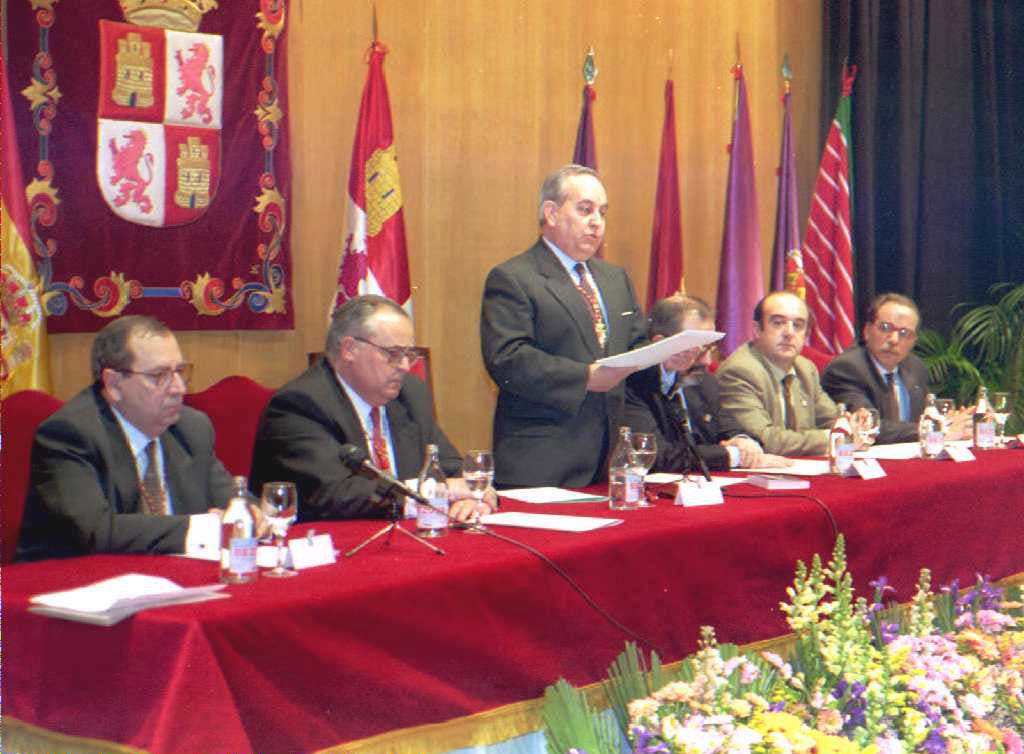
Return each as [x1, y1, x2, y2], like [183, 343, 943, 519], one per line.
[18, 316, 236, 560]
[251, 295, 495, 522]
[822, 292, 971, 443]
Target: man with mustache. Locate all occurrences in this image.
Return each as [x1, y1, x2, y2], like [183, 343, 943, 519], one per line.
[822, 292, 971, 443]
[624, 295, 792, 471]
[252, 295, 494, 522]
[18, 316, 235, 560]
[717, 291, 843, 456]
[480, 165, 648, 488]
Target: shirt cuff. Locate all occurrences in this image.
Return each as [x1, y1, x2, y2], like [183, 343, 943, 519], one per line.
[186, 513, 221, 558]
[726, 445, 742, 468]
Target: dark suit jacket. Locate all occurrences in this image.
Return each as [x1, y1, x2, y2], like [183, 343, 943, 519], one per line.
[17, 384, 235, 561]
[624, 366, 741, 472]
[250, 359, 462, 521]
[480, 239, 647, 488]
[821, 345, 928, 444]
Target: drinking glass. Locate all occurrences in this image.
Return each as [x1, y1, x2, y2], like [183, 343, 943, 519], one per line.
[629, 432, 658, 506]
[261, 481, 298, 578]
[991, 392, 1011, 446]
[461, 450, 494, 532]
[935, 399, 956, 434]
[857, 408, 881, 448]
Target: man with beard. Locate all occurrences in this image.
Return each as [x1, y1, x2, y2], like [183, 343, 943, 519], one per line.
[251, 295, 494, 522]
[822, 292, 972, 443]
[18, 316, 235, 560]
[625, 295, 791, 471]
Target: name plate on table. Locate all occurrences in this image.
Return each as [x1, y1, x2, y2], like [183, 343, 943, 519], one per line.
[288, 533, 337, 569]
[943, 445, 976, 463]
[852, 458, 887, 479]
[675, 479, 724, 507]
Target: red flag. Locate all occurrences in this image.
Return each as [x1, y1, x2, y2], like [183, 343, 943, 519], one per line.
[331, 41, 412, 316]
[714, 64, 764, 358]
[802, 65, 857, 355]
[2, 58, 53, 397]
[770, 61, 805, 297]
[572, 48, 598, 169]
[646, 79, 683, 310]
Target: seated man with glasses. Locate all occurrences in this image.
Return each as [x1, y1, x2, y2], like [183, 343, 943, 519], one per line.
[822, 292, 971, 443]
[18, 316, 237, 560]
[251, 294, 495, 522]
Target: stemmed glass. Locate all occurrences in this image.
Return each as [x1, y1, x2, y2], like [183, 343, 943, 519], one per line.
[261, 482, 298, 578]
[462, 450, 494, 532]
[857, 408, 881, 448]
[991, 392, 1011, 446]
[629, 432, 658, 506]
[935, 399, 956, 436]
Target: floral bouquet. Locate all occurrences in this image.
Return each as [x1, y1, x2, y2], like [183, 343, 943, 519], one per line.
[542, 535, 1023, 754]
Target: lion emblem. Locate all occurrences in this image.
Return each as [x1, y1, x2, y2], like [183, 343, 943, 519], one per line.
[175, 43, 216, 124]
[108, 129, 155, 213]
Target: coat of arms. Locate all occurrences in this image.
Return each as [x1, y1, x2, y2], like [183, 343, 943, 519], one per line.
[96, 0, 222, 226]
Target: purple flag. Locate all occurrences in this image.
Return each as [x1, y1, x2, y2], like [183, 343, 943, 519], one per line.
[572, 49, 598, 169]
[715, 64, 764, 357]
[646, 79, 684, 310]
[771, 63, 804, 295]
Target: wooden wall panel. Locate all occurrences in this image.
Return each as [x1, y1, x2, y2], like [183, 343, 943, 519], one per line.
[44, 0, 822, 454]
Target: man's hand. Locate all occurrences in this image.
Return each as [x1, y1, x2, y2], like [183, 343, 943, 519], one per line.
[586, 364, 637, 393]
[758, 453, 794, 468]
[945, 407, 974, 441]
[447, 478, 497, 523]
[245, 503, 272, 540]
[722, 436, 765, 468]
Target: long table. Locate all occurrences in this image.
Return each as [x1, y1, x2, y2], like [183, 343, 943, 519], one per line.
[4, 449, 1023, 753]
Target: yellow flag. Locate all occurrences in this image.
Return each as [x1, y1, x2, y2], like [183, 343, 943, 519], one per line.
[2, 63, 53, 399]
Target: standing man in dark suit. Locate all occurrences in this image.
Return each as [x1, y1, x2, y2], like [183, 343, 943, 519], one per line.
[251, 295, 494, 521]
[18, 316, 235, 561]
[625, 295, 792, 472]
[822, 292, 972, 444]
[481, 165, 648, 488]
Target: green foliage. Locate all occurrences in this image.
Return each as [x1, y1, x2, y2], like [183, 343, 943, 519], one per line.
[542, 678, 621, 754]
[602, 642, 664, 737]
[915, 280, 1024, 432]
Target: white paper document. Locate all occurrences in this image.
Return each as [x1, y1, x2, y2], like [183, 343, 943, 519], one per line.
[500, 487, 608, 504]
[480, 511, 623, 532]
[595, 329, 724, 369]
[735, 458, 831, 476]
[29, 573, 228, 626]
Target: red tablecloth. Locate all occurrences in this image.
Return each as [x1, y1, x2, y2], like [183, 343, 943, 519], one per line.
[4, 449, 1023, 754]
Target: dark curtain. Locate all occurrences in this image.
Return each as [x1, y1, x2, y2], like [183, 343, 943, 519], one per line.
[824, 0, 1024, 332]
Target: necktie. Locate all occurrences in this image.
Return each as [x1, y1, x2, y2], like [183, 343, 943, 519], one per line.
[573, 263, 608, 350]
[884, 371, 901, 420]
[140, 440, 168, 515]
[370, 406, 392, 474]
[782, 374, 797, 431]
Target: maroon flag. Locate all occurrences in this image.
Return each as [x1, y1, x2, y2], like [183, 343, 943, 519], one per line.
[572, 48, 598, 169]
[714, 63, 764, 358]
[332, 40, 412, 316]
[770, 58, 805, 297]
[802, 65, 857, 354]
[646, 79, 684, 310]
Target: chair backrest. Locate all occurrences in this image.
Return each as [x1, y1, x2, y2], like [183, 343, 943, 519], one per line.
[307, 348, 435, 411]
[1, 389, 64, 564]
[183, 376, 274, 478]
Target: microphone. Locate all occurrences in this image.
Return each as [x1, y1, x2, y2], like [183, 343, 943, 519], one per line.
[339, 443, 428, 505]
[668, 388, 712, 482]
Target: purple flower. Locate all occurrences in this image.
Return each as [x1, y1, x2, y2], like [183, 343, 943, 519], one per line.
[922, 727, 946, 754]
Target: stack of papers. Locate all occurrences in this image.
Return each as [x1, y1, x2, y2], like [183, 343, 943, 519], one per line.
[736, 459, 831, 476]
[596, 329, 724, 369]
[480, 512, 622, 532]
[29, 573, 228, 626]
[500, 487, 608, 504]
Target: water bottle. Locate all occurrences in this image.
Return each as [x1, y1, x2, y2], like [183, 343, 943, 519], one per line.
[220, 476, 258, 583]
[972, 386, 996, 449]
[918, 393, 944, 459]
[608, 426, 643, 510]
[416, 444, 449, 538]
[827, 403, 855, 475]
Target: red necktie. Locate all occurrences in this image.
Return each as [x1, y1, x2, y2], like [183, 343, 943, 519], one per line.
[573, 263, 608, 350]
[370, 407, 392, 474]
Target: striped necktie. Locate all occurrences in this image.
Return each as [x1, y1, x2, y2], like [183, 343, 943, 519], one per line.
[573, 263, 607, 350]
[370, 406, 392, 474]
[139, 440, 168, 515]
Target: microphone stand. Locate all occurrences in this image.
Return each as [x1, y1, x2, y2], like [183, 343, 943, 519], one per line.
[669, 388, 712, 482]
[345, 479, 446, 558]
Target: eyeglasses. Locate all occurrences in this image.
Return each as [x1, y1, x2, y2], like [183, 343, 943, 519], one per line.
[353, 337, 421, 366]
[875, 321, 916, 340]
[117, 363, 194, 390]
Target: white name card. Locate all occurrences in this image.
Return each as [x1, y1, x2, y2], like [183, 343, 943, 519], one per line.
[852, 458, 887, 480]
[675, 479, 725, 507]
[944, 445, 976, 463]
[288, 533, 337, 569]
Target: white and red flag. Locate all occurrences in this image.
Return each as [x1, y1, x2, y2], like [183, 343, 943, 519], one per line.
[802, 64, 857, 354]
[331, 40, 411, 317]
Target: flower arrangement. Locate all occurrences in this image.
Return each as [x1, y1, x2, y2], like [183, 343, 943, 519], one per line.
[542, 535, 1023, 754]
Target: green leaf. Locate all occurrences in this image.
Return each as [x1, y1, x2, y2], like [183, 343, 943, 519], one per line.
[542, 678, 621, 754]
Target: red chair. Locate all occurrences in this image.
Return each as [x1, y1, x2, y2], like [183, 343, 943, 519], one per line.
[1, 389, 64, 564]
[183, 376, 274, 478]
